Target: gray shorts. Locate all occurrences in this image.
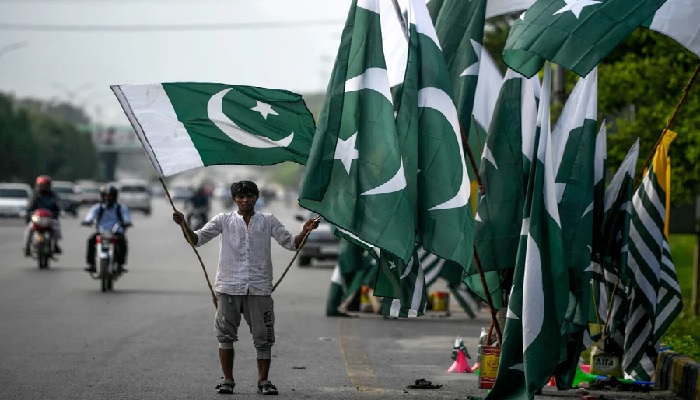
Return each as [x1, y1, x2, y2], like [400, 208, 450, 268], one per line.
[215, 293, 275, 359]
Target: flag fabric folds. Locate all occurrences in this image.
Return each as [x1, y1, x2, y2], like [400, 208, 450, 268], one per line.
[487, 64, 569, 400]
[502, 0, 668, 77]
[468, 69, 539, 310]
[623, 130, 682, 380]
[644, 0, 700, 58]
[375, 248, 429, 318]
[298, 0, 416, 264]
[111, 83, 316, 177]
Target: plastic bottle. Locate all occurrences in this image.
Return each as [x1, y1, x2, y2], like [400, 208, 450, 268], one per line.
[477, 327, 486, 366]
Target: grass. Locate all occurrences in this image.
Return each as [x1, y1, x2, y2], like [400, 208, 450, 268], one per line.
[661, 234, 700, 360]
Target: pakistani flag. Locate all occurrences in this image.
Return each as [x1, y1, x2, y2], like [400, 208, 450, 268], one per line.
[408, 0, 475, 271]
[427, 0, 487, 170]
[551, 69, 598, 388]
[111, 83, 316, 177]
[298, 0, 416, 264]
[375, 249, 429, 318]
[326, 239, 376, 316]
[588, 140, 639, 350]
[502, 0, 668, 77]
[623, 130, 682, 380]
[644, 0, 700, 57]
[487, 64, 568, 400]
[468, 69, 539, 310]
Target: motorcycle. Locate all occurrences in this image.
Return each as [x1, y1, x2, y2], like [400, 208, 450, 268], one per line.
[29, 208, 55, 269]
[89, 223, 125, 292]
[186, 205, 209, 231]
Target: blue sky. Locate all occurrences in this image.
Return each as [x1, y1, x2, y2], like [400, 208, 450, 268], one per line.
[0, 0, 351, 125]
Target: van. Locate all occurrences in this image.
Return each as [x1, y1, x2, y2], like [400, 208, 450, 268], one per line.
[117, 179, 152, 215]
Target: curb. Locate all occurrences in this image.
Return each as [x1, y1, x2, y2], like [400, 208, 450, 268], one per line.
[656, 350, 700, 399]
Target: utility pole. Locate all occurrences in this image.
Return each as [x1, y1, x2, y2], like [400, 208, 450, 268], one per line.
[553, 64, 566, 106]
[692, 195, 700, 316]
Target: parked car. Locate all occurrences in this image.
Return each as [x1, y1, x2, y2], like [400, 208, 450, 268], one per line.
[170, 186, 194, 203]
[76, 183, 102, 206]
[0, 183, 32, 219]
[294, 213, 340, 267]
[52, 180, 80, 217]
[117, 179, 152, 215]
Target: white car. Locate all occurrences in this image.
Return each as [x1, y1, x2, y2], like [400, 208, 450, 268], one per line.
[117, 179, 152, 215]
[0, 183, 33, 219]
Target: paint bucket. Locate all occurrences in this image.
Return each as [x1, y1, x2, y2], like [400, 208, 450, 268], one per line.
[478, 345, 501, 389]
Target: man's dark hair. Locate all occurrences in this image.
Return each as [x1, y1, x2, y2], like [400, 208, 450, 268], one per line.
[230, 180, 259, 198]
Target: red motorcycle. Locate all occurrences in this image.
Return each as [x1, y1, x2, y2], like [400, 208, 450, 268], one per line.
[29, 208, 55, 269]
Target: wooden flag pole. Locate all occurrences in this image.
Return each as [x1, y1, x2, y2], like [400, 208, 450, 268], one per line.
[271, 216, 321, 293]
[460, 121, 503, 345]
[159, 177, 218, 309]
[633, 63, 700, 187]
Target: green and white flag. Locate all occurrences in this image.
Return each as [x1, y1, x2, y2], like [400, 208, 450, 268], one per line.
[468, 69, 539, 310]
[644, 0, 700, 57]
[409, 0, 475, 271]
[298, 0, 416, 264]
[502, 0, 668, 77]
[326, 239, 376, 316]
[419, 247, 479, 317]
[111, 83, 316, 177]
[487, 64, 568, 400]
[375, 248, 429, 318]
[623, 130, 682, 380]
[551, 69, 598, 388]
[588, 140, 639, 348]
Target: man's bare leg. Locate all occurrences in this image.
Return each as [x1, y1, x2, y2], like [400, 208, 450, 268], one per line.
[257, 358, 271, 383]
[219, 348, 234, 381]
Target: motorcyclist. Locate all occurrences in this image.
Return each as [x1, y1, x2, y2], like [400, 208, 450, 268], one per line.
[24, 175, 62, 256]
[82, 184, 132, 274]
[186, 186, 211, 224]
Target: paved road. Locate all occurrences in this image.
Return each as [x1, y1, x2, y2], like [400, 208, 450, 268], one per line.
[0, 197, 682, 399]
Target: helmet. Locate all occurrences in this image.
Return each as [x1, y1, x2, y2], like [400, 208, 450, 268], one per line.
[100, 184, 118, 204]
[35, 175, 52, 192]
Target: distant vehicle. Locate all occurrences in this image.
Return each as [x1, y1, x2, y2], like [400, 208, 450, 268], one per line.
[150, 184, 165, 197]
[0, 183, 32, 218]
[52, 180, 80, 217]
[77, 184, 102, 206]
[294, 213, 340, 267]
[117, 179, 152, 215]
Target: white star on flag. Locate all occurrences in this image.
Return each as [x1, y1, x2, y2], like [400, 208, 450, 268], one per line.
[389, 260, 397, 270]
[554, 0, 601, 19]
[251, 101, 278, 119]
[334, 132, 359, 174]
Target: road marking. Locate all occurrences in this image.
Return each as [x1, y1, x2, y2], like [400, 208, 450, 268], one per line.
[338, 318, 384, 398]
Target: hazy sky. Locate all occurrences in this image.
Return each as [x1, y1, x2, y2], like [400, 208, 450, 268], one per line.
[0, 0, 352, 125]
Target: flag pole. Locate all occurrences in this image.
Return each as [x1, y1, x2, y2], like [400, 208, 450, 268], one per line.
[460, 120, 503, 345]
[271, 215, 321, 292]
[159, 177, 218, 309]
[633, 63, 700, 187]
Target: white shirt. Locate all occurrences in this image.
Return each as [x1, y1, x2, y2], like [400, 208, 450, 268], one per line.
[195, 211, 298, 296]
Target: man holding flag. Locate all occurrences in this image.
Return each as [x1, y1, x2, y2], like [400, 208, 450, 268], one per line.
[172, 180, 319, 395]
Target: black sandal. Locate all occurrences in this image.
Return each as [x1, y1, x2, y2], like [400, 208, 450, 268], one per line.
[257, 380, 278, 395]
[215, 381, 235, 394]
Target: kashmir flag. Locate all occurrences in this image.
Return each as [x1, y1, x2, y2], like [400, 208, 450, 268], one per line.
[588, 140, 639, 350]
[375, 249, 429, 318]
[419, 247, 479, 317]
[467, 69, 539, 310]
[298, 0, 415, 264]
[502, 0, 668, 77]
[111, 83, 316, 177]
[487, 64, 568, 400]
[623, 130, 682, 380]
[644, 0, 700, 58]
